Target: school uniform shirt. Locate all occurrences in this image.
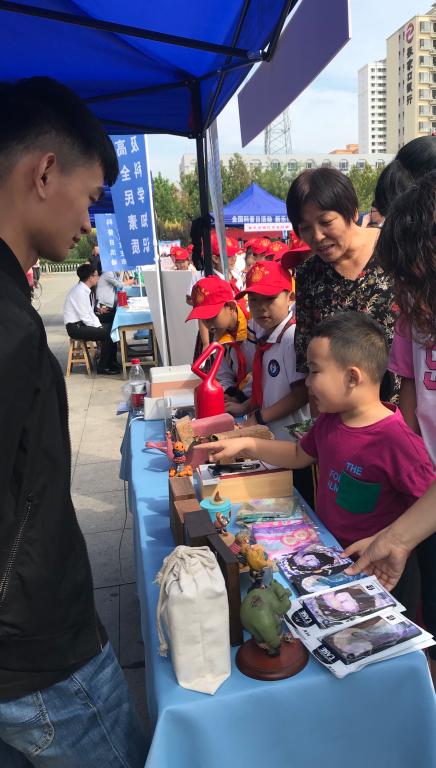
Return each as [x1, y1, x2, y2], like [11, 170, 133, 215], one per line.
[389, 319, 436, 467]
[300, 405, 435, 548]
[63, 281, 101, 328]
[255, 308, 310, 439]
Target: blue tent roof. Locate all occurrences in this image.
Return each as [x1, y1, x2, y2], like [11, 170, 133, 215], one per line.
[0, 1, 293, 137]
[222, 182, 288, 225]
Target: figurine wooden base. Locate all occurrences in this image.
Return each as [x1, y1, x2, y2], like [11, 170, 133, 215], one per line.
[236, 638, 309, 681]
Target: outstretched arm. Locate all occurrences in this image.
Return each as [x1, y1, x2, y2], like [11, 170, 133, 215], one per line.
[201, 436, 315, 469]
[344, 480, 436, 590]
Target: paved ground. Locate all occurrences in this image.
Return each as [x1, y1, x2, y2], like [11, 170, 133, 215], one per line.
[39, 270, 148, 722]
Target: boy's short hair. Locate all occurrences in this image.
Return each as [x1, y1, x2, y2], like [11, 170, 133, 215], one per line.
[286, 168, 358, 236]
[311, 312, 388, 383]
[77, 263, 97, 282]
[0, 77, 118, 185]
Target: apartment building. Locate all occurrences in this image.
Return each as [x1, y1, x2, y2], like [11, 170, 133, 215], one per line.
[358, 60, 387, 153]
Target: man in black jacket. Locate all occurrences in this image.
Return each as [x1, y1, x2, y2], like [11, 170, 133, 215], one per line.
[0, 78, 148, 766]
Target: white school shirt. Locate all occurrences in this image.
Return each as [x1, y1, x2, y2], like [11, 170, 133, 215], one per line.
[254, 308, 310, 439]
[389, 321, 436, 467]
[63, 282, 101, 328]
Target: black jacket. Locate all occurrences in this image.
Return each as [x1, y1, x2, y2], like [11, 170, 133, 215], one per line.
[0, 240, 106, 699]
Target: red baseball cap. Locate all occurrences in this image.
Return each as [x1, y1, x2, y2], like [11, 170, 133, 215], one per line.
[211, 233, 239, 257]
[187, 244, 194, 253]
[281, 240, 311, 271]
[236, 261, 293, 298]
[173, 247, 190, 261]
[251, 237, 271, 255]
[186, 276, 235, 321]
[264, 241, 288, 262]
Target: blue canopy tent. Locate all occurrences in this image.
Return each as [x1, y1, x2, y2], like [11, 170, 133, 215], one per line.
[222, 182, 288, 225]
[0, 0, 297, 272]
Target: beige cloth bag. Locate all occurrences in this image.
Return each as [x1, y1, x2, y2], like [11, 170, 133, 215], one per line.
[155, 545, 231, 694]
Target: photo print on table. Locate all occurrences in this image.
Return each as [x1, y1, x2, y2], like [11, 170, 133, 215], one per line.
[321, 613, 422, 665]
[277, 544, 361, 595]
[302, 581, 396, 629]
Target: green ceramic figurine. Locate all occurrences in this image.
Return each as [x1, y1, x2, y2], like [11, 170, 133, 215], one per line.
[240, 580, 293, 657]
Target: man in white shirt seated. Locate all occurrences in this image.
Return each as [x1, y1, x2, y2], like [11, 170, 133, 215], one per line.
[64, 263, 119, 375]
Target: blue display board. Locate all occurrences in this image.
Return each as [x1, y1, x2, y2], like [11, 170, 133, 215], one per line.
[94, 213, 128, 271]
[109, 134, 155, 268]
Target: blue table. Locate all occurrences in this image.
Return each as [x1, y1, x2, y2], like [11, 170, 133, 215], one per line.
[122, 419, 436, 768]
[111, 306, 156, 378]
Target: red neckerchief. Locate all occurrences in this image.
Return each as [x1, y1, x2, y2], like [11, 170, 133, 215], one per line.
[251, 315, 295, 408]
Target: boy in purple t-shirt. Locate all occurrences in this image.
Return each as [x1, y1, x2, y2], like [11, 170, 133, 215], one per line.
[204, 313, 434, 612]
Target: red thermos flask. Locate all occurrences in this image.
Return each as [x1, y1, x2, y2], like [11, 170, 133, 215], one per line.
[191, 342, 225, 419]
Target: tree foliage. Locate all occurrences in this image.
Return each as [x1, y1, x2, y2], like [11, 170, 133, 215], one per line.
[348, 163, 383, 212]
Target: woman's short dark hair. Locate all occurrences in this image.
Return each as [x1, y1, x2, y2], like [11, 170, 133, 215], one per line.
[77, 263, 97, 282]
[286, 168, 359, 236]
[375, 170, 436, 344]
[0, 77, 118, 186]
[374, 136, 436, 216]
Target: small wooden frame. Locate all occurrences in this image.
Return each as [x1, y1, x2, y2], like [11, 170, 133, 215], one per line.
[206, 532, 243, 647]
[171, 498, 202, 546]
[183, 508, 216, 548]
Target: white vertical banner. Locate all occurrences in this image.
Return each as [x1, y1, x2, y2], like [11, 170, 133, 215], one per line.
[145, 136, 169, 366]
[206, 120, 228, 279]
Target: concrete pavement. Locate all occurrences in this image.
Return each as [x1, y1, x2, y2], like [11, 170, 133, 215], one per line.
[39, 270, 148, 721]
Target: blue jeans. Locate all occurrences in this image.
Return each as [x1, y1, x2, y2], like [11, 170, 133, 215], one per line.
[0, 643, 149, 767]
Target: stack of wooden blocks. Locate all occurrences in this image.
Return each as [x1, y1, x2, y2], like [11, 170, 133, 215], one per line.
[168, 475, 243, 646]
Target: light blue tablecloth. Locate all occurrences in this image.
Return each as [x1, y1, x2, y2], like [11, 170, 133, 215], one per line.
[110, 306, 152, 342]
[121, 419, 436, 768]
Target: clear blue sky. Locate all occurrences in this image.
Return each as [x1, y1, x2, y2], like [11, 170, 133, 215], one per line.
[148, 1, 427, 180]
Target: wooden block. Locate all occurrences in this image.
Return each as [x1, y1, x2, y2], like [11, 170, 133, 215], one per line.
[183, 509, 215, 548]
[206, 533, 243, 647]
[171, 498, 202, 546]
[168, 475, 196, 506]
[198, 468, 293, 503]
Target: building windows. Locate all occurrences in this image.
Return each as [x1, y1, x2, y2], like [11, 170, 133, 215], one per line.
[420, 38, 432, 49]
[419, 105, 430, 115]
[419, 121, 428, 131]
[271, 160, 281, 169]
[419, 72, 430, 82]
[419, 55, 432, 66]
[305, 160, 315, 169]
[287, 161, 297, 172]
[432, 105, 436, 115]
[339, 160, 349, 171]
[420, 21, 431, 32]
[419, 88, 431, 98]
[356, 161, 366, 170]
[321, 160, 332, 168]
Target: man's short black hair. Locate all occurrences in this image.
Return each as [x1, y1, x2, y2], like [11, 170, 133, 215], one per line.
[286, 168, 359, 236]
[0, 77, 118, 185]
[310, 312, 388, 383]
[77, 263, 97, 282]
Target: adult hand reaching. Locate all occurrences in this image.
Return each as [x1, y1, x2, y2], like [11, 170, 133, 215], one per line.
[343, 530, 411, 591]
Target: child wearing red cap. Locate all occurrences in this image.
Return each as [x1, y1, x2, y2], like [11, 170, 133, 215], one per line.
[228, 261, 309, 436]
[186, 276, 256, 401]
[173, 247, 191, 271]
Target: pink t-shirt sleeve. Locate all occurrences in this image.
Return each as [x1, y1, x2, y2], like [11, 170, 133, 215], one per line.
[389, 318, 414, 379]
[389, 421, 435, 503]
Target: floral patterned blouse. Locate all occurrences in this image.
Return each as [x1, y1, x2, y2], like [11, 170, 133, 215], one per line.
[294, 252, 397, 373]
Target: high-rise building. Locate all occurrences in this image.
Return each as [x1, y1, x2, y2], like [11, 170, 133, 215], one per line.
[358, 60, 387, 154]
[386, 6, 436, 153]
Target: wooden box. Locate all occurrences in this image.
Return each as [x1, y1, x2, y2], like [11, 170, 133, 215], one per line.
[171, 498, 202, 546]
[197, 466, 293, 503]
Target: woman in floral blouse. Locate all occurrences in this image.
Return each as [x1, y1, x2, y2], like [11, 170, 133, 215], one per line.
[286, 168, 397, 382]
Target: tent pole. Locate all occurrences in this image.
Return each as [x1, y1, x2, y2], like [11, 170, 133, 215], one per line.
[196, 135, 212, 276]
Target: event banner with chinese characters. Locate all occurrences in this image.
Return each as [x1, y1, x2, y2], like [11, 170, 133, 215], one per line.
[94, 213, 128, 271]
[109, 134, 155, 267]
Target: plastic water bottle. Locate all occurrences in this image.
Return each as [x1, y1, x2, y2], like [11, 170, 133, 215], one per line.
[129, 358, 146, 415]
